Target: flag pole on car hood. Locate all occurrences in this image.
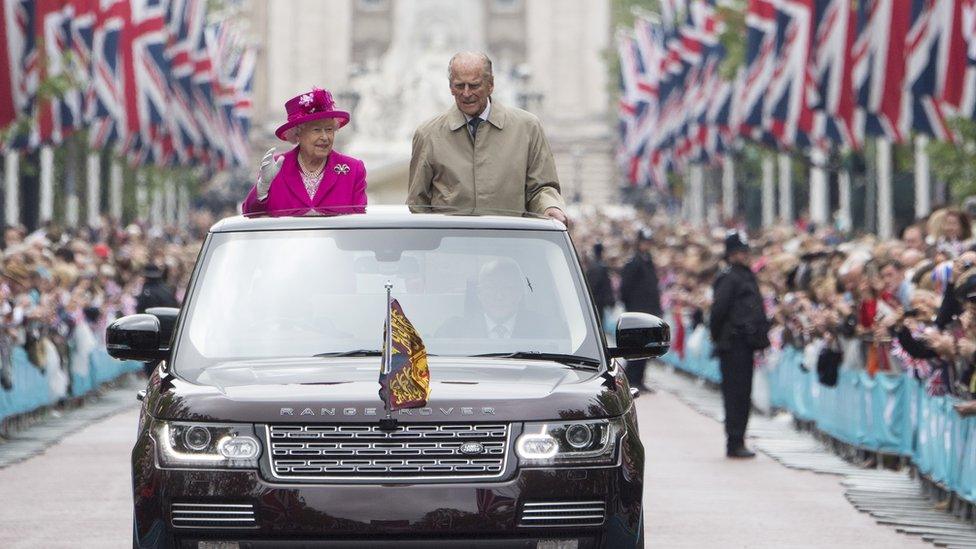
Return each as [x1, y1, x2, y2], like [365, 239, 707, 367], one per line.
[380, 280, 396, 431]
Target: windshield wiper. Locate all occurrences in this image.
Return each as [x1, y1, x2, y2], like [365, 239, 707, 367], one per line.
[470, 351, 601, 367]
[313, 349, 383, 358]
[313, 349, 439, 358]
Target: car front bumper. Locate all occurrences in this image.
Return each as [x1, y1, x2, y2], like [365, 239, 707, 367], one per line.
[132, 438, 643, 549]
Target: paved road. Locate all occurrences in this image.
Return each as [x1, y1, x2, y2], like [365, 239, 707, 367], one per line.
[0, 383, 928, 548]
[638, 387, 925, 548]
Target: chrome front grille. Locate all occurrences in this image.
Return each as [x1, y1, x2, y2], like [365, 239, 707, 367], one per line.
[519, 501, 607, 527]
[171, 502, 257, 529]
[266, 423, 510, 480]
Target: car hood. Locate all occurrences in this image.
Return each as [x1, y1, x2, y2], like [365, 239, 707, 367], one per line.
[151, 357, 627, 423]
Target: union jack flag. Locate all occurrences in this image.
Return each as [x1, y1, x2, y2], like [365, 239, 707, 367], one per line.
[229, 46, 255, 165]
[810, 0, 859, 148]
[938, 0, 969, 113]
[0, 0, 33, 139]
[858, 0, 911, 142]
[118, 0, 169, 164]
[189, 19, 217, 167]
[29, 0, 81, 147]
[902, 0, 952, 141]
[738, 0, 777, 141]
[88, 0, 126, 149]
[762, 0, 815, 149]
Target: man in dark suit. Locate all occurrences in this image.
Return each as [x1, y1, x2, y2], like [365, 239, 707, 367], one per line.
[137, 264, 179, 378]
[136, 264, 179, 314]
[586, 242, 615, 331]
[710, 231, 769, 459]
[437, 258, 560, 341]
[619, 228, 662, 392]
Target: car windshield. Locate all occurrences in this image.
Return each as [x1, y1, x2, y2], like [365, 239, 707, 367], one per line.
[173, 228, 602, 377]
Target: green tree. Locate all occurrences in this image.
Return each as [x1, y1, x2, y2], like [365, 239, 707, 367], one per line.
[612, 0, 661, 28]
[716, 1, 747, 79]
[928, 118, 976, 201]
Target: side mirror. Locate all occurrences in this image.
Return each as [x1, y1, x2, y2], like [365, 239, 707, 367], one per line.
[609, 312, 671, 359]
[107, 314, 166, 362]
[145, 307, 179, 352]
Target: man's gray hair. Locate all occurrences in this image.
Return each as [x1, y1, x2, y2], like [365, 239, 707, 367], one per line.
[448, 52, 493, 81]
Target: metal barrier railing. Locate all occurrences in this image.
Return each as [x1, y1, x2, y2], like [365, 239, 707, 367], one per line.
[660, 316, 976, 505]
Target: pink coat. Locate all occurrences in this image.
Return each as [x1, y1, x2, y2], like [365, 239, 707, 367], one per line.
[242, 147, 367, 216]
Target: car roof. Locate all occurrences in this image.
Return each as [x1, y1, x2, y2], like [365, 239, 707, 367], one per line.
[210, 205, 567, 233]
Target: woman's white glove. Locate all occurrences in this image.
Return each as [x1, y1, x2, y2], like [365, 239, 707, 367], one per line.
[256, 147, 284, 201]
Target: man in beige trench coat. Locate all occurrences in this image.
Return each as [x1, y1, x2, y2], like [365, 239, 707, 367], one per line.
[407, 52, 568, 224]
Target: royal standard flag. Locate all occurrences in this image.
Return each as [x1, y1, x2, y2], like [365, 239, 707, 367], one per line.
[379, 299, 431, 410]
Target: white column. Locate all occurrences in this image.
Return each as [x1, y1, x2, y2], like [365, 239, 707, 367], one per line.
[39, 146, 54, 223]
[164, 180, 176, 224]
[177, 183, 190, 226]
[777, 152, 793, 223]
[110, 161, 123, 221]
[4, 151, 19, 226]
[86, 153, 101, 227]
[838, 169, 852, 233]
[722, 155, 735, 221]
[914, 134, 931, 220]
[877, 139, 894, 240]
[151, 186, 163, 227]
[136, 171, 149, 221]
[809, 147, 829, 225]
[761, 154, 775, 227]
[689, 164, 704, 226]
[64, 149, 79, 228]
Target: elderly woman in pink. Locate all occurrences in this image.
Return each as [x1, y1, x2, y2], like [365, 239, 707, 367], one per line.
[243, 88, 366, 216]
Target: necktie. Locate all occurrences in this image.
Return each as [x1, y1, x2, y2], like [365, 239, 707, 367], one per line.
[468, 117, 482, 139]
[491, 324, 509, 339]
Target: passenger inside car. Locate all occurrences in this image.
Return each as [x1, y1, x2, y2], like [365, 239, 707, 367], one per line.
[435, 258, 565, 341]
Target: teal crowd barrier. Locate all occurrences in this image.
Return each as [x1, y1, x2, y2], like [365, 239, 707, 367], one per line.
[661, 317, 976, 504]
[0, 344, 142, 423]
[659, 316, 721, 383]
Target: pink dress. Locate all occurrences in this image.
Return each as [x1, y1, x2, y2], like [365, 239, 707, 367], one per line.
[242, 147, 367, 216]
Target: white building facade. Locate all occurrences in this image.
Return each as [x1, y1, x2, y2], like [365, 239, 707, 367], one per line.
[248, 0, 615, 204]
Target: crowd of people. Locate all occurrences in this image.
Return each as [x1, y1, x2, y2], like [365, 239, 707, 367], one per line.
[0, 213, 212, 402]
[572, 204, 976, 416]
[5, 195, 976, 420]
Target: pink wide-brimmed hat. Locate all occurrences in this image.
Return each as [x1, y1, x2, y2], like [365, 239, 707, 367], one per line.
[274, 87, 350, 141]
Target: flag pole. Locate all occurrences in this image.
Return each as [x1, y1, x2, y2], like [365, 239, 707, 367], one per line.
[382, 280, 394, 426]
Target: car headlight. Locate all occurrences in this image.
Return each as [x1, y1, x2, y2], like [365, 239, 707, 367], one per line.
[516, 417, 625, 466]
[153, 420, 261, 469]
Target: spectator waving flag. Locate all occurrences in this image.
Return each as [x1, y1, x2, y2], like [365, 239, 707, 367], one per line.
[379, 295, 431, 413]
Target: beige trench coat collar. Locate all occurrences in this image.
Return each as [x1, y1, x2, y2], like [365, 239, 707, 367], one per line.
[447, 100, 507, 132]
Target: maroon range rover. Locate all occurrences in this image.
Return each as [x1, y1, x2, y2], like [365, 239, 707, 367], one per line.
[109, 209, 669, 549]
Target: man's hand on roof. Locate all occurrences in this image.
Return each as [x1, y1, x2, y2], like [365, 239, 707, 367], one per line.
[545, 207, 569, 228]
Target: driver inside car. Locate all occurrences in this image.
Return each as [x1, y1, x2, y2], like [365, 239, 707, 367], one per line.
[436, 258, 562, 341]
